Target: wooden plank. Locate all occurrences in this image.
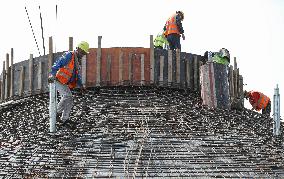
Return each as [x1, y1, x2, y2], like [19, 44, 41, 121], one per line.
[239, 75, 244, 107]
[10, 48, 14, 97]
[81, 55, 87, 87]
[19, 66, 25, 96]
[69, 37, 73, 51]
[140, 54, 145, 85]
[0, 81, 1, 100]
[200, 64, 208, 106]
[234, 57, 237, 70]
[96, 36, 102, 86]
[128, 53, 133, 82]
[186, 58, 190, 88]
[29, 54, 33, 95]
[176, 49, 180, 84]
[107, 54, 111, 84]
[150, 35, 154, 83]
[168, 50, 172, 86]
[229, 65, 234, 100]
[193, 55, 198, 91]
[1, 61, 5, 100]
[38, 61, 43, 91]
[118, 50, 123, 85]
[234, 68, 239, 98]
[48, 37, 53, 71]
[5, 53, 9, 99]
[159, 56, 164, 86]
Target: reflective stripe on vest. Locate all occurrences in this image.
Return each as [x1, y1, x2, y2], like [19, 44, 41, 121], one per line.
[165, 14, 179, 35]
[56, 52, 75, 85]
[257, 92, 270, 109]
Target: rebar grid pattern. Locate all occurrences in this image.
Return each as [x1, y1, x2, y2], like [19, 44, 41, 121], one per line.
[0, 86, 283, 178]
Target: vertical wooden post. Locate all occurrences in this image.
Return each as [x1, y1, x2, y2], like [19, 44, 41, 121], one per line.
[186, 58, 190, 88]
[1, 61, 5, 100]
[38, 61, 43, 92]
[107, 54, 111, 84]
[10, 48, 14, 97]
[128, 53, 133, 82]
[168, 50, 172, 86]
[48, 37, 53, 71]
[141, 54, 145, 85]
[150, 35, 154, 83]
[193, 55, 199, 91]
[0, 81, 1, 100]
[118, 50, 123, 85]
[19, 66, 25, 96]
[81, 55, 87, 87]
[29, 54, 34, 95]
[159, 56, 164, 86]
[239, 75, 244, 107]
[234, 57, 237, 70]
[5, 54, 9, 99]
[234, 68, 239, 98]
[176, 49, 180, 84]
[96, 36, 102, 86]
[69, 37, 73, 51]
[233, 57, 238, 98]
[229, 65, 234, 100]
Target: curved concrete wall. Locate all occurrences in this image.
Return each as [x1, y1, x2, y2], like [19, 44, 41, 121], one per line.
[0, 36, 243, 109]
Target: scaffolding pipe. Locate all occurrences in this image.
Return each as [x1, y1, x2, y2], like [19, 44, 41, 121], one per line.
[273, 84, 281, 136]
[49, 82, 57, 132]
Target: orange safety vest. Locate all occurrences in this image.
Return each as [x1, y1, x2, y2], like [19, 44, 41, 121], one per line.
[56, 52, 78, 89]
[165, 14, 180, 36]
[250, 91, 270, 110]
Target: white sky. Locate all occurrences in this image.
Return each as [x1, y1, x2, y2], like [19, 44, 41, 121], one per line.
[1, 0, 284, 119]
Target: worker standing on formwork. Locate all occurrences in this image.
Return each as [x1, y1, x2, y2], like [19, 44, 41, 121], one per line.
[48, 41, 89, 128]
[163, 11, 185, 51]
[244, 90, 271, 116]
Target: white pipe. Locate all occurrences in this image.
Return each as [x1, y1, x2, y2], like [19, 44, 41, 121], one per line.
[49, 82, 57, 132]
[273, 84, 280, 136]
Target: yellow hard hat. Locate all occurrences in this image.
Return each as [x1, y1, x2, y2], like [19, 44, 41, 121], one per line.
[77, 41, 89, 53]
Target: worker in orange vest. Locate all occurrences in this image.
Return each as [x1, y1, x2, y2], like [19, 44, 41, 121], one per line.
[163, 11, 185, 51]
[48, 41, 89, 127]
[244, 90, 271, 116]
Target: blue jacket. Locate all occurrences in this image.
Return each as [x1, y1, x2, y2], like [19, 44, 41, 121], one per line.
[50, 51, 83, 87]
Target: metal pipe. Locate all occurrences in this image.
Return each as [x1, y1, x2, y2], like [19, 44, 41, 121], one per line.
[49, 82, 57, 132]
[273, 84, 281, 136]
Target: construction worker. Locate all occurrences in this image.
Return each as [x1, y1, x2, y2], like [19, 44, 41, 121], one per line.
[212, 48, 230, 65]
[154, 31, 169, 50]
[164, 11, 185, 51]
[244, 90, 271, 116]
[48, 41, 89, 127]
[203, 48, 230, 65]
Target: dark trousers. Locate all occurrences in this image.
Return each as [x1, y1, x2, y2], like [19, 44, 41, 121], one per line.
[262, 101, 271, 116]
[154, 46, 163, 50]
[167, 34, 181, 50]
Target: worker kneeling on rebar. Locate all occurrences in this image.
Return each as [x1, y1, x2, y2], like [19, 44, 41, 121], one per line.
[48, 41, 89, 128]
[244, 90, 271, 116]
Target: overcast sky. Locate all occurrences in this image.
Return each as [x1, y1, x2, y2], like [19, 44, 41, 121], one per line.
[1, 0, 284, 119]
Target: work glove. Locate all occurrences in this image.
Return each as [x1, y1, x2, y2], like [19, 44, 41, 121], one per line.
[48, 75, 56, 83]
[182, 34, 185, 40]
